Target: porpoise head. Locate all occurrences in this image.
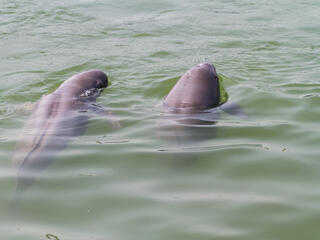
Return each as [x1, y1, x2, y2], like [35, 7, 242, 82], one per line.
[57, 69, 108, 99]
[163, 63, 220, 112]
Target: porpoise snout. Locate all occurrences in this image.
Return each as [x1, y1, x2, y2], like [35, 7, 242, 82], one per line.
[58, 69, 109, 97]
[85, 69, 108, 89]
[163, 62, 221, 111]
[196, 63, 217, 75]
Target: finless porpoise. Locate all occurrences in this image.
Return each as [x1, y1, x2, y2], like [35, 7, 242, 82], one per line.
[12, 69, 110, 190]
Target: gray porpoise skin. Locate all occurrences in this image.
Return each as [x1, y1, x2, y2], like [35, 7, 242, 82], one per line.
[12, 69, 108, 189]
[161, 63, 245, 145]
[163, 63, 220, 113]
[159, 63, 222, 145]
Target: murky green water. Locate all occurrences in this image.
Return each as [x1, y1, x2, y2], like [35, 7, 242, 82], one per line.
[1, 0, 320, 239]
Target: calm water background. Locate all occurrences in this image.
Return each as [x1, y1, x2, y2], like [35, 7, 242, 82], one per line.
[1, 0, 320, 239]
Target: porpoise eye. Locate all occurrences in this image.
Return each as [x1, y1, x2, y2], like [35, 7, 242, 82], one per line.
[95, 80, 102, 88]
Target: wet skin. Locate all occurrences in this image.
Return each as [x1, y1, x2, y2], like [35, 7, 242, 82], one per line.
[163, 63, 220, 113]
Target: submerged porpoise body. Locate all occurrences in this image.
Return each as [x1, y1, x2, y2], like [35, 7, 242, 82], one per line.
[12, 69, 108, 189]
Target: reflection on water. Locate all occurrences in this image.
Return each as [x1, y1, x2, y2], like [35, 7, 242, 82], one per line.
[159, 107, 219, 146]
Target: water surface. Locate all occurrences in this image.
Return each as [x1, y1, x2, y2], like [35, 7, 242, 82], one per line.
[1, 0, 320, 239]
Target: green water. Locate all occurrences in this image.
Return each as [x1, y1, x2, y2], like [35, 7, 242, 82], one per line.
[1, 0, 320, 239]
